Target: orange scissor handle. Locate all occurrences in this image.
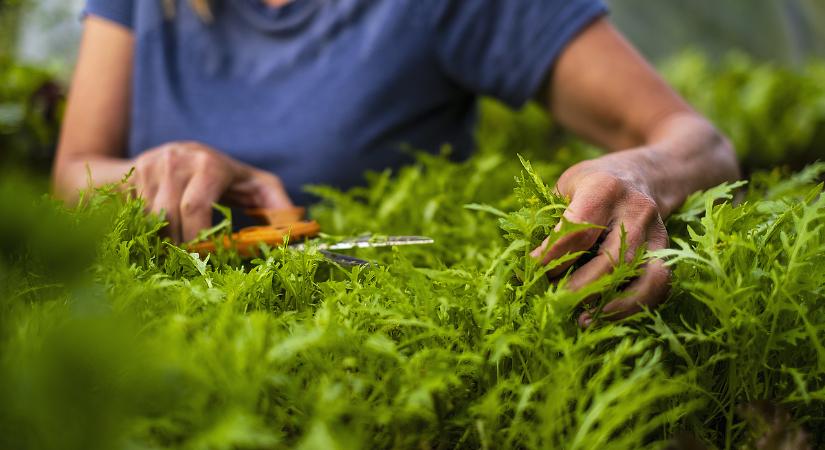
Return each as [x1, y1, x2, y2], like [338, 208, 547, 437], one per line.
[188, 208, 321, 258]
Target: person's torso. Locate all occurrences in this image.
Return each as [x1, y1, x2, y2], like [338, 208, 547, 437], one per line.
[129, 0, 476, 205]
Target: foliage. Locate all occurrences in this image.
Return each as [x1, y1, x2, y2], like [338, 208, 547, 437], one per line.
[0, 0, 27, 56]
[2, 125, 825, 450]
[651, 162, 825, 447]
[0, 56, 64, 171]
[663, 51, 825, 171]
[1, 52, 825, 450]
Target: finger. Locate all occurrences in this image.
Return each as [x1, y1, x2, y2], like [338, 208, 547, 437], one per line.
[258, 176, 294, 209]
[223, 172, 294, 210]
[567, 253, 615, 294]
[152, 179, 185, 243]
[131, 170, 158, 207]
[533, 174, 631, 272]
[576, 221, 668, 328]
[569, 192, 667, 292]
[180, 170, 232, 242]
[531, 195, 613, 275]
[142, 145, 189, 240]
[566, 218, 649, 292]
[598, 258, 671, 321]
[569, 222, 642, 328]
[140, 185, 158, 206]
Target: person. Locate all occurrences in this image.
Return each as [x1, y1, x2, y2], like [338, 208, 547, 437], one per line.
[52, 0, 740, 326]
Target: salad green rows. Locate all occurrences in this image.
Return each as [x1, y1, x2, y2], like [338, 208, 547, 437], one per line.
[2, 148, 824, 449]
[1, 55, 825, 449]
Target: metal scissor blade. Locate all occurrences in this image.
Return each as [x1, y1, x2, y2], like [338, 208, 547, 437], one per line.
[319, 236, 434, 251]
[291, 236, 434, 252]
[319, 250, 373, 267]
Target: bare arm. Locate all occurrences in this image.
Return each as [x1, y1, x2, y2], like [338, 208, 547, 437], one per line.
[533, 18, 740, 326]
[52, 16, 135, 198]
[53, 17, 292, 242]
[546, 18, 739, 216]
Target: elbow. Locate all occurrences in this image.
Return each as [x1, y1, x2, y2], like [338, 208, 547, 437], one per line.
[51, 154, 75, 203]
[51, 150, 85, 204]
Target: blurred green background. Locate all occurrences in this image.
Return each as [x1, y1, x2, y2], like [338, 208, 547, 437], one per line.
[1, 0, 824, 174]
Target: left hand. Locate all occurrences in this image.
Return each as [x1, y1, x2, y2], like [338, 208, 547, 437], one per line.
[527, 18, 740, 327]
[530, 149, 672, 328]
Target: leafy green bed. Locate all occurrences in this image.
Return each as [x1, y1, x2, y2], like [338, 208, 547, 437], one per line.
[2, 55, 825, 450]
[2, 116, 824, 449]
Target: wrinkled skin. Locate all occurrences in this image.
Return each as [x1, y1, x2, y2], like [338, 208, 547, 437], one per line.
[130, 142, 292, 242]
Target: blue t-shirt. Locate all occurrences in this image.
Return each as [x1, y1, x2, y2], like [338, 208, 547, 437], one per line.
[84, 0, 606, 205]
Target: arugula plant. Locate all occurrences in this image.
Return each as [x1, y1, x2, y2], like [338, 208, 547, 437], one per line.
[2, 74, 825, 450]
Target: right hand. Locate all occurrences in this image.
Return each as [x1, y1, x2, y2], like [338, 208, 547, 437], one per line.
[131, 141, 293, 242]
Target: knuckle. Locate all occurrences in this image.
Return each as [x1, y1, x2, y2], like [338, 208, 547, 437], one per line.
[181, 199, 210, 217]
[193, 150, 217, 169]
[134, 155, 153, 174]
[630, 192, 661, 223]
[633, 191, 658, 211]
[591, 173, 627, 198]
[555, 170, 576, 195]
[564, 205, 598, 225]
[565, 197, 609, 225]
[158, 146, 184, 171]
[179, 140, 200, 148]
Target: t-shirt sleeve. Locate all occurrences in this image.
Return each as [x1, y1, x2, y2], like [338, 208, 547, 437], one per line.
[83, 0, 134, 29]
[428, 0, 607, 107]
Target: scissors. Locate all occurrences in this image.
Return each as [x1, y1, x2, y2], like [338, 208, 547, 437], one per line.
[189, 207, 434, 266]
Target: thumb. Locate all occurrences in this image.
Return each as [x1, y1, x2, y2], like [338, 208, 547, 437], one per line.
[257, 173, 294, 210]
[224, 170, 294, 210]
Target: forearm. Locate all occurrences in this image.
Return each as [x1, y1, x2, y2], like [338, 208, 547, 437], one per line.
[52, 17, 137, 205]
[545, 17, 741, 216]
[52, 153, 135, 204]
[633, 112, 740, 217]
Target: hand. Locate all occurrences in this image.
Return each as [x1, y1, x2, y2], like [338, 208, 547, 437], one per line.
[130, 141, 293, 242]
[531, 149, 671, 327]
